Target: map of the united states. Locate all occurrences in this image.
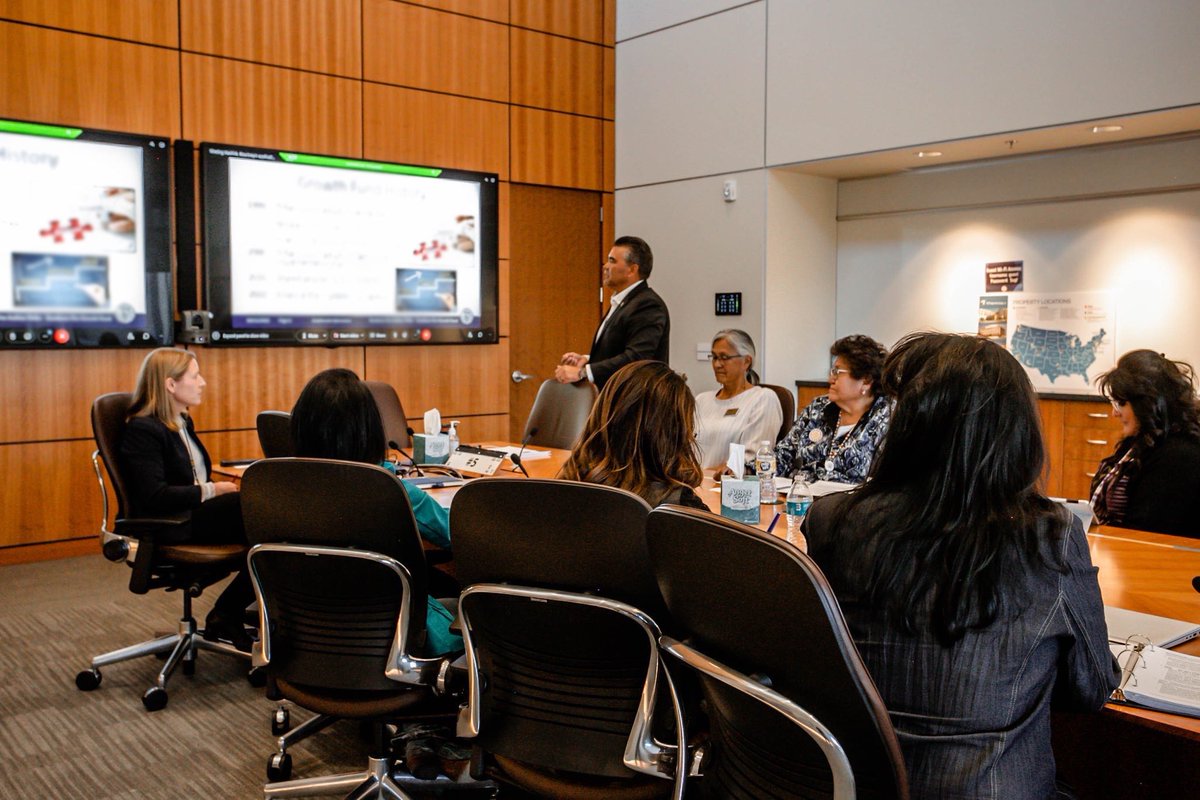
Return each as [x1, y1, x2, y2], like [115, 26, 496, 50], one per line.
[1010, 324, 1106, 384]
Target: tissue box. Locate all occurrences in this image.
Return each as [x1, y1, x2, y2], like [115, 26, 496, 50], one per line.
[412, 433, 450, 465]
[720, 477, 760, 524]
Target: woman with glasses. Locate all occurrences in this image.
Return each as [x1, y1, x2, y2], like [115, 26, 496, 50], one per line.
[694, 329, 783, 469]
[775, 334, 891, 483]
[1090, 350, 1200, 537]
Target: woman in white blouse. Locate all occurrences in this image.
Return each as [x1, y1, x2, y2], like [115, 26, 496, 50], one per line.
[694, 329, 783, 469]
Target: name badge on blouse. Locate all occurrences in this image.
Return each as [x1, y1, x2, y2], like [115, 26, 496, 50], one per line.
[723, 408, 740, 417]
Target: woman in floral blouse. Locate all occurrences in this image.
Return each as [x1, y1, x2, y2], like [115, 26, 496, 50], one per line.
[775, 335, 892, 484]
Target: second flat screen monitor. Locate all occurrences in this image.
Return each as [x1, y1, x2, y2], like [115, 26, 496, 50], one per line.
[201, 143, 499, 346]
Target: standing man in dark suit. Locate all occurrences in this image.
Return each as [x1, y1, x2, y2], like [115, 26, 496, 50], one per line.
[555, 236, 670, 390]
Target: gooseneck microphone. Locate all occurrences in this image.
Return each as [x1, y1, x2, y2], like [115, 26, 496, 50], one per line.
[388, 440, 422, 476]
[510, 427, 538, 478]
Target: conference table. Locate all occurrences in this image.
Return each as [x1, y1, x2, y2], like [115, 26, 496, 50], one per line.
[218, 442, 1200, 794]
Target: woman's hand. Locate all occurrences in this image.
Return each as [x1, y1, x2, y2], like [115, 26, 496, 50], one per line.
[212, 481, 239, 496]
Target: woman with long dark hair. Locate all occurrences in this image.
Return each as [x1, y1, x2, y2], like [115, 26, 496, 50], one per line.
[559, 360, 708, 509]
[1090, 349, 1200, 536]
[804, 333, 1117, 798]
[290, 368, 459, 655]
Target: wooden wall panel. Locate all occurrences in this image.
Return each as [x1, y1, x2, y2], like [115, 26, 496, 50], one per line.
[0, 440, 100, 546]
[198, 428, 264, 463]
[0, 0, 178, 46]
[364, 341, 510, 419]
[187, 346, 366, 432]
[0, 349, 149, 442]
[0, 23, 181, 137]
[182, 54, 361, 155]
[403, 0, 508, 23]
[603, 120, 615, 191]
[363, 83, 509, 178]
[404, 412, 511, 443]
[181, 0, 361, 78]
[498, 181, 510, 261]
[498, 259, 510, 336]
[603, 47, 615, 119]
[363, 0, 508, 101]
[511, 107, 603, 190]
[604, 0, 616, 45]
[512, 29, 603, 117]
[602, 192, 614, 257]
[512, 0, 604, 43]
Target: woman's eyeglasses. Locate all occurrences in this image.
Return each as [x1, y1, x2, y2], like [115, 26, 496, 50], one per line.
[708, 353, 745, 363]
[829, 367, 851, 378]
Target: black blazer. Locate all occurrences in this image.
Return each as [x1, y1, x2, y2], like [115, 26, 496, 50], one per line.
[1122, 435, 1200, 538]
[120, 414, 211, 517]
[587, 282, 670, 389]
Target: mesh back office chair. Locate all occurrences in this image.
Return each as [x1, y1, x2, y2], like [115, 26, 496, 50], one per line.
[451, 478, 682, 799]
[256, 410, 294, 458]
[761, 383, 796, 444]
[241, 458, 467, 798]
[646, 507, 908, 799]
[75, 393, 252, 711]
[521, 379, 598, 450]
[365, 380, 412, 449]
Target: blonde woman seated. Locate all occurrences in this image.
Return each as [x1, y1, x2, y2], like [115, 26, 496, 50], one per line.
[694, 329, 783, 469]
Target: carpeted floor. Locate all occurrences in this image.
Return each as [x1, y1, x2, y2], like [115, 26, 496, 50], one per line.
[0, 554, 369, 799]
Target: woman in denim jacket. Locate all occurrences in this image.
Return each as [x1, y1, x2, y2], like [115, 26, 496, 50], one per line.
[804, 333, 1118, 799]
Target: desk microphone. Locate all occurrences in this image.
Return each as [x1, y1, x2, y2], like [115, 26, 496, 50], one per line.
[510, 427, 538, 478]
[388, 440, 422, 477]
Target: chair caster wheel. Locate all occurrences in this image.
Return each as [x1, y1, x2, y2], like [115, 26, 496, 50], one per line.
[75, 669, 102, 691]
[271, 707, 291, 735]
[142, 686, 168, 711]
[182, 659, 196, 676]
[267, 752, 292, 782]
[248, 666, 267, 688]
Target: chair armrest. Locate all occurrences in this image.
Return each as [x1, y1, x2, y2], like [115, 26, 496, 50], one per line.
[113, 514, 188, 595]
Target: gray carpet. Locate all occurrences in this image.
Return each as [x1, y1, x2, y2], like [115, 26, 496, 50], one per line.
[0, 554, 369, 799]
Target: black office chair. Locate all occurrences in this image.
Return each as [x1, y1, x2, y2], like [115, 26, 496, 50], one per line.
[241, 458, 469, 798]
[646, 506, 909, 799]
[761, 383, 796, 444]
[256, 410, 294, 458]
[365, 380, 412, 449]
[451, 478, 682, 798]
[75, 392, 252, 711]
[522, 379, 597, 449]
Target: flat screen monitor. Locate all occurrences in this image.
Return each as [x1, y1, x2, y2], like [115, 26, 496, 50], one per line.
[200, 142, 499, 346]
[0, 118, 173, 348]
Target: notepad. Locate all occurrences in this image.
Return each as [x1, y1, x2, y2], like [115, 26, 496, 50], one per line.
[1110, 642, 1200, 718]
[1105, 606, 1200, 649]
[491, 445, 553, 461]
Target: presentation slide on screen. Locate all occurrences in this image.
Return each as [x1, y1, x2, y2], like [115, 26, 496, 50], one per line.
[227, 157, 483, 327]
[0, 133, 146, 325]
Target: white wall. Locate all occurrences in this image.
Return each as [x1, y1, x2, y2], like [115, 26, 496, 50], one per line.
[836, 143, 1200, 367]
[764, 170, 838, 384]
[767, 0, 1200, 165]
[616, 0, 753, 40]
[615, 2, 765, 188]
[615, 170, 767, 387]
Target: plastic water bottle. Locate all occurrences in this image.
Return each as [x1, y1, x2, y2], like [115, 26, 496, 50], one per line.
[756, 441, 776, 504]
[785, 479, 814, 542]
[447, 421, 460, 454]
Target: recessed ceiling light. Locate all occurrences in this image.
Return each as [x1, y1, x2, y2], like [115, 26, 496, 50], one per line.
[916, 150, 943, 158]
[1091, 125, 1123, 133]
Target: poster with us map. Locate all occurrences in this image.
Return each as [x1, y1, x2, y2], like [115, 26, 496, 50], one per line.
[1005, 291, 1115, 393]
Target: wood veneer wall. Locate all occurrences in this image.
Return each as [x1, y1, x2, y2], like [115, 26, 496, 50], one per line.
[0, 0, 615, 560]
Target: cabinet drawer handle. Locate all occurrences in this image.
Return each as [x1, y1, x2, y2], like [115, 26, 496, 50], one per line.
[1085, 439, 1108, 445]
[1085, 472, 1096, 478]
[1086, 413, 1108, 419]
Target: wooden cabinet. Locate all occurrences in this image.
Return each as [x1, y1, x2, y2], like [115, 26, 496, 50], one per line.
[1054, 399, 1122, 500]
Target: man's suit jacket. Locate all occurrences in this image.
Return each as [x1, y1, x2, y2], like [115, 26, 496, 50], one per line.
[587, 281, 670, 389]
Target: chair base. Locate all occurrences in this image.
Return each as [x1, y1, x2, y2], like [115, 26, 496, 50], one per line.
[76, 601, 250, 710]
[265, 755, 499, 799]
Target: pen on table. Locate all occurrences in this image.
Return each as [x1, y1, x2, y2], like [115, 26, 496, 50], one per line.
[766, 511, 781, 534]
